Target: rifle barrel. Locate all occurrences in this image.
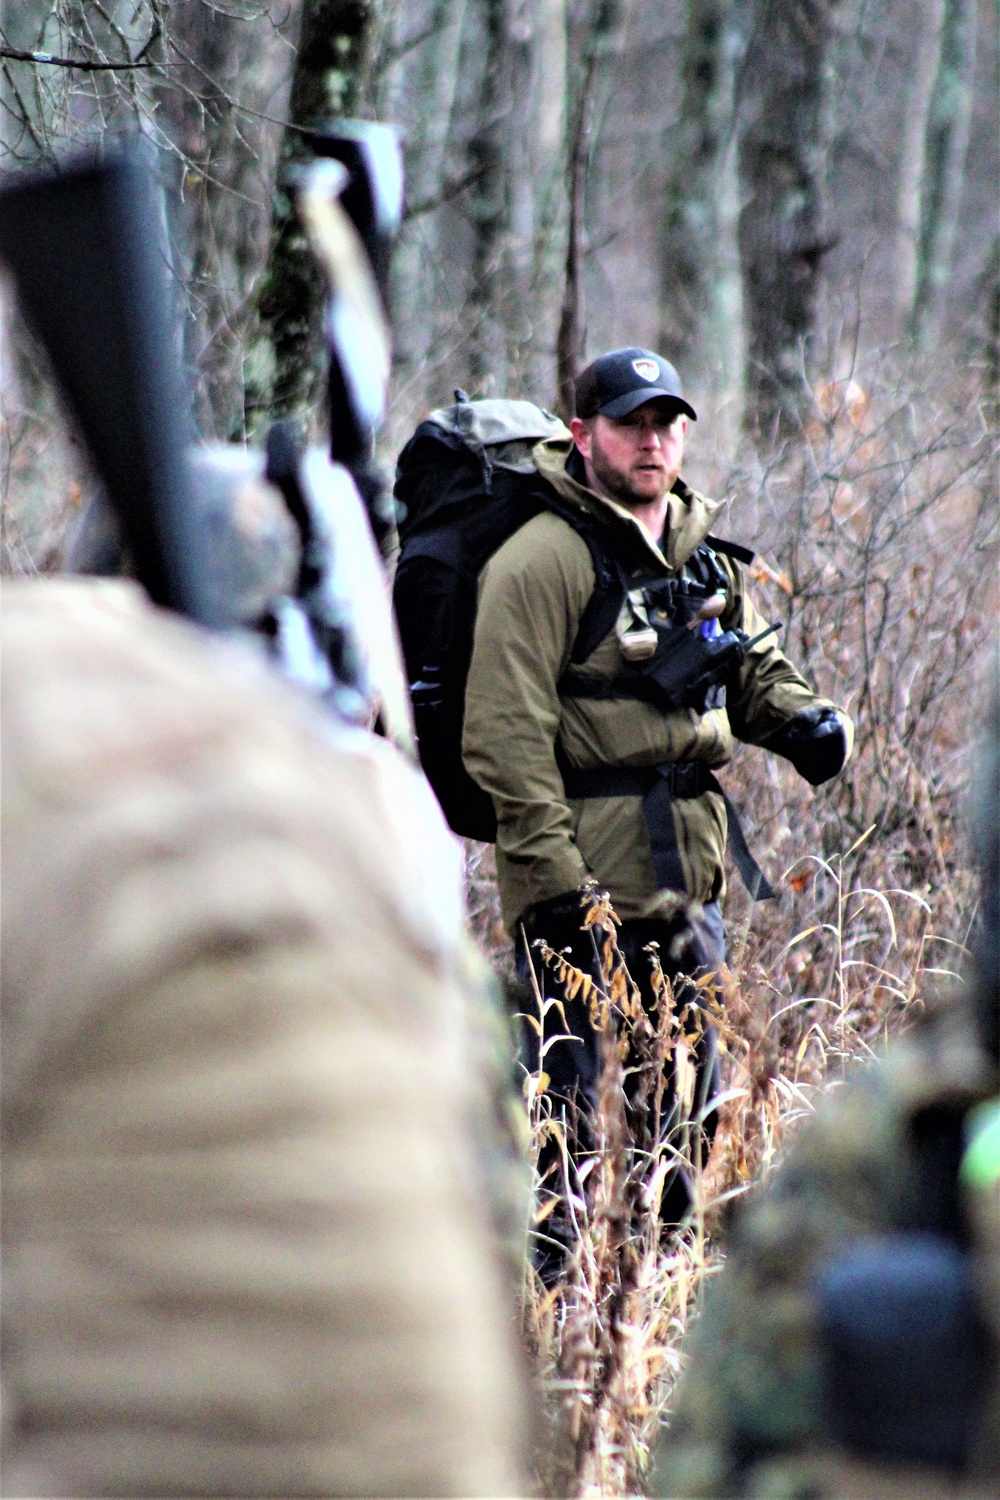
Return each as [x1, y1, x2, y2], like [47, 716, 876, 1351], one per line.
[745, 621, 783, 651]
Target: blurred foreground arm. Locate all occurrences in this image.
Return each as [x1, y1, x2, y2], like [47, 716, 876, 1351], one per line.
[1, 579, 528, 1498]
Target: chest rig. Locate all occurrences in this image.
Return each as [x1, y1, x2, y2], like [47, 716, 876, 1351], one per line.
[559, 538, 777, 716]
[611, 541, 734, 712]
[556, 534, 779, 901]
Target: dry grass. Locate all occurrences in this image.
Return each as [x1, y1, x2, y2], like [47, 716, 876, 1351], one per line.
[488, 860, 956, 1498]
[517, 897, 723, 1498]
[466, 829, 983, 1498]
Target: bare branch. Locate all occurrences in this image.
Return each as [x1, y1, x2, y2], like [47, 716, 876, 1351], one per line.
[403, 165, 484, 222]
[0, 46, 155, 71]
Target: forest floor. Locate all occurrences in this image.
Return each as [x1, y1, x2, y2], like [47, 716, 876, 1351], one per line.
[466, 815, 978, 1497]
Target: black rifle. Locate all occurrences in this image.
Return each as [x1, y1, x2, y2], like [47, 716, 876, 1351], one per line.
[0, 148, 218, 626]
[1, 140, 403, 704]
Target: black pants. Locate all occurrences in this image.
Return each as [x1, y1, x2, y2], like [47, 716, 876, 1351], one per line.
[515, 899, 724, 1256]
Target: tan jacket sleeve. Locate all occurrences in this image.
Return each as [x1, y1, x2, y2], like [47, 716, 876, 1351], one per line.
[1, 579, 527, 1500]
[462, 512, 593, 914]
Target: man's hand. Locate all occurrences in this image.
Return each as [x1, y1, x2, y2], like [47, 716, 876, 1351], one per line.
[767, 706, 853, 786]
[521, 888, 593, 938]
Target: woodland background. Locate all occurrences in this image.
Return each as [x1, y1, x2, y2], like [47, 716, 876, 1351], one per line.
[3, 0, 997, 1042]
[2, 0, 998, 455]
[2, 3, 998, 1492]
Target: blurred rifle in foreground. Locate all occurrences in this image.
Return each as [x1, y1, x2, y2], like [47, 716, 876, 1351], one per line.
[0, 135, 412, 752]
[0, 150, 214, 625]
[304, 120, 403, 555]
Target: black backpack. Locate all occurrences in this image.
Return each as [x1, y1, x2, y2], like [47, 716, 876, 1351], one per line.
[392, 395, 626, 841]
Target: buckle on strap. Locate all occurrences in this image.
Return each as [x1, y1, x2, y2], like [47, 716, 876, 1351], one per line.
[665, 761, 707, 797]
[557, 752, 777, 902]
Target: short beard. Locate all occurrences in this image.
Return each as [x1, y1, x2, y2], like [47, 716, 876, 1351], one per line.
[587, 439, 672, 508]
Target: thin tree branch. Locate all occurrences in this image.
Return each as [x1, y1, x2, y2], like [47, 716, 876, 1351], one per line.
[403, 165, 485, 221]
[0, 47, 155, 71]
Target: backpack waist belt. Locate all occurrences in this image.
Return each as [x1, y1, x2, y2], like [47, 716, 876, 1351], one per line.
[560, 760, 705, 798]
[559, 757, 776, 902]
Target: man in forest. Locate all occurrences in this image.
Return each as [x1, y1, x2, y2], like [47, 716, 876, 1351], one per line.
[462, 347, 854, 1263]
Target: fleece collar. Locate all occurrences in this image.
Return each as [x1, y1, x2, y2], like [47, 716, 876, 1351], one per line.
[532, 434, 723, 571]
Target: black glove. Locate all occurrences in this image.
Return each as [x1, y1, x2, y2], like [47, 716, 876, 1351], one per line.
[515, 886, 601, 995]
[521, 888, 592, 940]
[768, 707, 848, 786]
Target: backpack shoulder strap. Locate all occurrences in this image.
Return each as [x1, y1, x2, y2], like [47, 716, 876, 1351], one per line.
[533, 488, 628, 664]
[704, 532, 755, 566]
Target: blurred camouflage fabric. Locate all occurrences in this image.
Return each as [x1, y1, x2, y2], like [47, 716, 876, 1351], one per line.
[653, 680, 1000, 1499]
[1, 578, 528, 1498]
[653, 999, 998, 1499]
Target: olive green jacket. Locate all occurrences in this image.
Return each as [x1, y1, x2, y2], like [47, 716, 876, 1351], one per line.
[462, 436, 842, 931]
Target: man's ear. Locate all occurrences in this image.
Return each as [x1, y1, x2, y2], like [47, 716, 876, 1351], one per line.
[569, 416, 592, 456]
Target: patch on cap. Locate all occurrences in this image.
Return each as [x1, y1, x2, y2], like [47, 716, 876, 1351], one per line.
[631, 357, 659, 382]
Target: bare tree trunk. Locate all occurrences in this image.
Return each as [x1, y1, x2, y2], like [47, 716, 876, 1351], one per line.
[981, 235, 1000, 418]
[660, 0, 749, 446]
[913, 0, 978, 346]
[469, 0, 573, 404]
[387, 0, 471, 410]
[556, 0, 624, 420]
[250, 0, 378, 439]
[738, 0, 837, 434]
[0, 2, 300, 441]
[382, 0, 570, 421]
[505, 0, 568, 402]
[466, 0, 511, 393]
[892, 0, 946, 336]
[555, 50, 595, 419]
[529, 0, 570, 404]
[155, 2, 301, 440]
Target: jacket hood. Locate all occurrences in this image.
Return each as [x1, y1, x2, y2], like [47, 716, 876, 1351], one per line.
[532, 434, 723, 571]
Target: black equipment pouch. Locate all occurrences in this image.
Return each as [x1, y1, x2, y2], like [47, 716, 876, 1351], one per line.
[636, 619, 781, 713]
[559, 540, 777, 715]
[559, 628, 744, 713]
[638, 624, 741, 712]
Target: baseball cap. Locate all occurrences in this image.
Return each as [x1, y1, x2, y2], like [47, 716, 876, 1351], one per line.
[574, 347, 697, 421]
